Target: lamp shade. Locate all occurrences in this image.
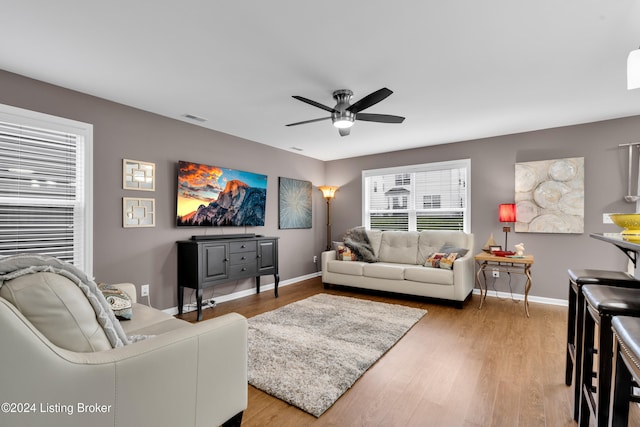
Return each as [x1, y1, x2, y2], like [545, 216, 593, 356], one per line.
[498, 203, 516, 223]
[628, 49, 640, 90]
[318, 185, 339, 200]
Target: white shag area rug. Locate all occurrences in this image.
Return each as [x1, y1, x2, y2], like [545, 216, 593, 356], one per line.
[247, 293, 427, 417]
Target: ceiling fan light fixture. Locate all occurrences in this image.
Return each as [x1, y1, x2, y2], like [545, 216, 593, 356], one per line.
[333, 118, 354, 129]
[331, 110, 355, 129]
[628, 48, 640, 90]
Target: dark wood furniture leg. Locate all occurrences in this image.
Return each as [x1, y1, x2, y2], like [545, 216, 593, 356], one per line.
[196, 288, 203, 321]
[178, 285, 184, 315]
[610, 339, 632, 427]
[221, 411, 243, 427]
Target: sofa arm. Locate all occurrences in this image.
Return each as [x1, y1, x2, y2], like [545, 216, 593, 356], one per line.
[104, 313, 248, 427]
[452, 251, 476, 301]
[0, 297, 247, 427]
[322, 249, 336, 269]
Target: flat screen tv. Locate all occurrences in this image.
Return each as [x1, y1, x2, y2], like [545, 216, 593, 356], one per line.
[176, 160, 267, 227]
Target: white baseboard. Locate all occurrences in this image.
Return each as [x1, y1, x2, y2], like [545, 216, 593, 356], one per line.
[164, 274, 567, 315]
[163, 272, 322, 315]
[472, 288, 567, 307]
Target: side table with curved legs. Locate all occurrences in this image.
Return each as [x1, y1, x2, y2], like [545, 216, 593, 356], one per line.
[474, 252, 534, 317]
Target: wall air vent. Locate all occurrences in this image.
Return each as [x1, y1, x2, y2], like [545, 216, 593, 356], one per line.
[182, 114, 208, 123]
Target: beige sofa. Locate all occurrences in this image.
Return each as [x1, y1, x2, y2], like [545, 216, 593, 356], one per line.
[322, 229, 475, 307]
[0, 276, 247, 427]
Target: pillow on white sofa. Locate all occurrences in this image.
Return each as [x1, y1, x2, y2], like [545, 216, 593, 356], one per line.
[99, 283, 133, 320]
[0, 272, 112, 352]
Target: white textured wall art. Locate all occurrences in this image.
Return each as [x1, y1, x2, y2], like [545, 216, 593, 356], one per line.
[515, 157, 584, 234]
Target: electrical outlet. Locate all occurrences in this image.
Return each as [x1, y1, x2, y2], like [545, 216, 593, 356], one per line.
[313, 255, 318, 263]
[492, 269, 500, 278]
[141, 284, 149, 297]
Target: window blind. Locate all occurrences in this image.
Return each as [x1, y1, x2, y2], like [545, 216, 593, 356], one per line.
[0, 119, 86, 266]
[363, 159, 470, 232]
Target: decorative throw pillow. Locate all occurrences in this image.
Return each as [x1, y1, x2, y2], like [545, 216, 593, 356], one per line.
[98, 283, 133, 320]
[336, 244, 356, 261]
[439, 253, 460, 270]
[425, 252, 446, 268]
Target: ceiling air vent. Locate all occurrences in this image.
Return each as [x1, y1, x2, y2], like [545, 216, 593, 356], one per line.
[182, 114, 208, 123]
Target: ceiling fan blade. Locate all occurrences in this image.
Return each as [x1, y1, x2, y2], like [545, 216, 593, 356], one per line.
[339, 128, 351, 137]
[285, 117, 331, 127]
[346, 88, 393, 113]
[356, 113, 405, 124]
[292, 96, 337, 113]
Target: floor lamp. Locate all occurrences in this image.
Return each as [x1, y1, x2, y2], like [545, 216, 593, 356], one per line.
[498, 203, 516, 250]
[318, 186, 339, 251]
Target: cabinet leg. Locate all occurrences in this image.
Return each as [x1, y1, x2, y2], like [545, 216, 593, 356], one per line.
[196, 288, 203, 321]
[274, 273, 279, 297]
[178, 286, 184, 315]
[256, 276, 261, 294]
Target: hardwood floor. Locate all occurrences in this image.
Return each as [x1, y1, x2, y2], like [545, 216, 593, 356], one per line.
[180, 277, 640, 427]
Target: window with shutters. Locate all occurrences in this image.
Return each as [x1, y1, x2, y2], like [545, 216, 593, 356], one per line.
[0, 104, 93, 275]
[362, 159, 470, 232]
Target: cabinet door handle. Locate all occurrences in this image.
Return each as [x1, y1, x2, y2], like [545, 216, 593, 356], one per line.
[241, 267, 246, 271]
[224, 258, 229, 262]
[241, 245, 246, 248]
[241, 256, 246, 260]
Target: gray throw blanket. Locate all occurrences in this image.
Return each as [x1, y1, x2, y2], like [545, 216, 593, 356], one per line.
[344, 227, 378, 263]
[0, 254, 129, 348]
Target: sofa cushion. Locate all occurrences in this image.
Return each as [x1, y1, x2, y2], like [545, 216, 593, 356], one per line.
[326, 260, 365, 276]
[404, 266, 454, 286]
[418, 235, 439, 265]
[363, 263, 406, 280]
[366, 229, 383, 258]
[120, 303, 189, 336]
[0, 272, 112, 352]
[378, 231, 420, 264]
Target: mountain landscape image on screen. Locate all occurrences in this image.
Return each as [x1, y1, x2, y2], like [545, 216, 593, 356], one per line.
[176, 161, 267, 227]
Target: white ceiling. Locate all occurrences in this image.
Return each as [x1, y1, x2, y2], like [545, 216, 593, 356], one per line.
[2, 1, 640, 161]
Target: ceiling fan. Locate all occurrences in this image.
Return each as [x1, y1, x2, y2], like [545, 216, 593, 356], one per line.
[286, 87, 405, 136]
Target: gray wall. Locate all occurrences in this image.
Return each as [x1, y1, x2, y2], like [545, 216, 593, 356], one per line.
[0, 70, 327, 309]
[325, 118, 640, 300]
[3, 69, 640, 305]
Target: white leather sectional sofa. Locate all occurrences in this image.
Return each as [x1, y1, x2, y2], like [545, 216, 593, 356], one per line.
[322, 229, 475, 307]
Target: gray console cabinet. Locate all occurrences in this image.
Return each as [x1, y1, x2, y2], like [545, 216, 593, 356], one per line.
[177, 235, 279, 320]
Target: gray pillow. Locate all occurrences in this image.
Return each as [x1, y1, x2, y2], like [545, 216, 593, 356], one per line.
[439, 244, 469, 258]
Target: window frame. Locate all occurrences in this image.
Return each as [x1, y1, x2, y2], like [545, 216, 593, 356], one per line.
[0, 104, 94, 276]
[362, 159, 471, 233]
